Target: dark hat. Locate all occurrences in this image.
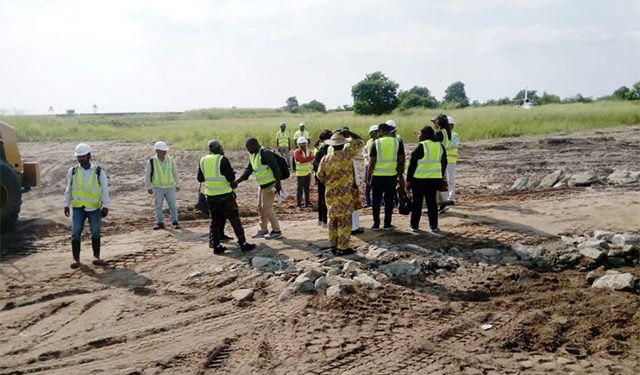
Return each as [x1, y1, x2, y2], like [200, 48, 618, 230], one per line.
[431, 113, 448, 123]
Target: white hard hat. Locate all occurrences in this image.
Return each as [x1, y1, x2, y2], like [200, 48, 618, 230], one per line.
[385, 119, 396, 128]
[297, 136, 308, 144]
[154, 141, 169, 151]
[447, 116, 455, 125]
[369, 124, 379, 133]
[74, 143, 91, 156]
[299, 122, 305, 127]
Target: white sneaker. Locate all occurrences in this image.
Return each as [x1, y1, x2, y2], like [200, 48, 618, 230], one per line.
[252, 230, 269, 238]
[409, 227, 419, 233]
[264, 231, 283, 240]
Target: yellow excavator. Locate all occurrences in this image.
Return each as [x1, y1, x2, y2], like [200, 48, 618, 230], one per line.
[0, 121, 40, 232]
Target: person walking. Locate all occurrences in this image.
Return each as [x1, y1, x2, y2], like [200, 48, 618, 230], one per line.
[316, 129, 364, 255]
[312, 129, 333, 228]
[275, 122, 291, 169]
[363, 124, 379, 208]
[294, 122, 311, 144]
[235, 137, 283, 239]
[63, 143, 110, 268]
[145, 141, 180, 230]
[406, 126, 447, 233]
[292, 137, 314, 210]
[440, 116, 459, 206]
[198, 140, 255, 254]
[367, 123, 405, 231]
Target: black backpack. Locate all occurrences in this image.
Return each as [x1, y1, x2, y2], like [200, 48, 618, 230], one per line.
[263, 149, 290, 180]
[71, 165, 103, 186]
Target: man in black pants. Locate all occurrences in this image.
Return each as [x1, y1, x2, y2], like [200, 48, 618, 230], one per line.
[367, 123, 405, 231]
[406, 126, 447, 233]
[198, 139, 255, 254]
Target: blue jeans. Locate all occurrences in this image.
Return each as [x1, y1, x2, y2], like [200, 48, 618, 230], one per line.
[154, 187, 179, 224]
[72, 208, 102, 241]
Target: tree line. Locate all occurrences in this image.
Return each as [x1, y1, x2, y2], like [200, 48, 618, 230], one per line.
[283, 71, 640, 115]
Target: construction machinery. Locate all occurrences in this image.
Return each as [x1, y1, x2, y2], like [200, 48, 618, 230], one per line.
[0, 121, 40, 232]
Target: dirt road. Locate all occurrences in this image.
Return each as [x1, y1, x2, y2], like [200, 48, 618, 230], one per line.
[1, 126, 639, 374]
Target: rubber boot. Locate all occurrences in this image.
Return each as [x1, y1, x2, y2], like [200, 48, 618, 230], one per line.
[91, 237, 105, 266]
[71, 240, 81, 269]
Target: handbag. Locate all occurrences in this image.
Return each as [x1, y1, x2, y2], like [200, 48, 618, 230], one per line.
[398, 192, 412, 215]
[439, 179, 449, 192]
[194, 183, 210, 217]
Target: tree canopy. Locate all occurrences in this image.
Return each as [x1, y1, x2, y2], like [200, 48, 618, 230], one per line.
[398, 86, 438, 110]
[351, 71, 399, 115]
[443, 81, 469, 108]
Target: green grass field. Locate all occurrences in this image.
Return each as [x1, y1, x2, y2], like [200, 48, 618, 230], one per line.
[3, 101, 639, 150]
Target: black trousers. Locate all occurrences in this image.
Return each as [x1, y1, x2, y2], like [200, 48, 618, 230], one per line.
[316, 177, 327, 224]
[410, 179, 441, 230]
[296, 175, 311, 206]
[207, 193, 246, 247]
[371, 175, 397, 227]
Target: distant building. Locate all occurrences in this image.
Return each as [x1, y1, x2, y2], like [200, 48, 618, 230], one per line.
[66, 109, 75, 116]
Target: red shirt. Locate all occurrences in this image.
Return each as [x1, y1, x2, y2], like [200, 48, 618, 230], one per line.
[293, 148, 314, 163]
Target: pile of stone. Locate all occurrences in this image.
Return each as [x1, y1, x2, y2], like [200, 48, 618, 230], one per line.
[510, 168, 640, 191]
[552, 230, 640, 269]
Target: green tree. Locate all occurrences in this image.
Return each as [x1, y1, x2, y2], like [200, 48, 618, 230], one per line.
[443, 81, 470, 108]
[300, 99, 327, 113]
[351, 71, 399, 115]
[539, 91, 561, 105]
[398, 86, 438, 110]
[612, 86, 630, 100]
[285, 96, 299, 113]
[628, 81, 640, 100]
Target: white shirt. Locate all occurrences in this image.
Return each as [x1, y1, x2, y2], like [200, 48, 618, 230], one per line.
[144, 156, 180, 190]
[63, 164, 111, 211]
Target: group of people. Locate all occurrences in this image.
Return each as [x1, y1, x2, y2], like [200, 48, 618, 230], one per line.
[63, 115, 458, 266]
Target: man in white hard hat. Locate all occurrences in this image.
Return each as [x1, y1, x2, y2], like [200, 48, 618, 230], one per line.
[144, 141, 181, 229]
[440, 116, 459, 209]
[293, 122, 311, 145]
[292, 136, 314, 210]
[63, 143, 110, 269]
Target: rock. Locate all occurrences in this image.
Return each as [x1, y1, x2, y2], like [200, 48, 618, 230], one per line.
[591, 272, 637, 291]
[326, 284, 355, 298]
[311, 240, 332, 249]
[473, 248, 501, 258]
[606, 169, 640, 185]
[353, 273, 382, 289]
[512, 244, 542, 259]
[342, 261, 360, 276]
[278, 289, 292, 302]
[314, 276, 329, 291]
[326, 268, 341, 277]
[231, 288, 254, 302]
[579, 247, 605, 261]
[501, 256, 519, 265]
[297, 270, 324, 283]
[291, 275, 318, 294]
[511, 177, 530, 191]
[586, 268, 605, 284]
[561, 235, 585, 245]
[610, 234, 627, 248]
[578, 239, 608, 250]
[186, 271, 204, 279]
[622, 244, 635, 254]
[251, 256, 285, 272]
[365, 247, 389, 260]
[607, 257, 627, 268]
[568, 171, 599, 187]
[539, 170, 565, 188]
[593, 230, 616, 241]
[622, 232, 640, 245]
[378, 260, 422, 282]
[525, 178, 540, 189]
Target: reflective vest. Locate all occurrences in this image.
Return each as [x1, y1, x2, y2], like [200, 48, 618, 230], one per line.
[372, 136, 399, 176]
[294, 130, 310, 142]
[295, 149, 312, 176]
[151, 156, 176, 188]
[70, 165, 102, 209]
[447, 131, 459, 164]
[364, 139, 374, 165]
[251, 148, 276, 187]
[276, 130, 290, 147]
[200, 154, 233, 196]
[413, 140, 443, 179]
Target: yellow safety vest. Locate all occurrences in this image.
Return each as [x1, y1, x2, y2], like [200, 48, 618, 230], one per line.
[447, 131, 459, 164]
[276, 130, 290, 147]
[372, 136, 399, 176]
[200, 154, 233, 196]
[70, 165, 102, 209]
[251, 148, 276, 187]
[295, 149, 312, 176]
[151, 156, 176, 188]
[413, 140, 443, 179]
[294, 130, 310, 142]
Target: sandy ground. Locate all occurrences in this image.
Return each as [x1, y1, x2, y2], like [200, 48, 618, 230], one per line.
[1, 125, 640, 374]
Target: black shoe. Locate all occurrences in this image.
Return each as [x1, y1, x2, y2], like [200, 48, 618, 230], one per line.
[92, 258, 105, 266]
[172, 222, 181, 229]
[220, 234, 233, 241]
[70, 262, 80, 269]
[153, 223, 165, 230]
[213, 245, 226, 255]
[371, 225, 381, 232]
[363, 203, 371, 208]
[351, 228, 364, 235]
[240, 242, 256, 252]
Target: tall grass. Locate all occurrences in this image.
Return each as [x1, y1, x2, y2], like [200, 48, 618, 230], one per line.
[3, 101, 639, 150]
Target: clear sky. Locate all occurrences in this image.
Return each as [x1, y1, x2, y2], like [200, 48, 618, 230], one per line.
[1, 0, 639, 114]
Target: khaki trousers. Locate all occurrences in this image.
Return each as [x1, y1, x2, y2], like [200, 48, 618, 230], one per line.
[258, 187, 280, 232]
